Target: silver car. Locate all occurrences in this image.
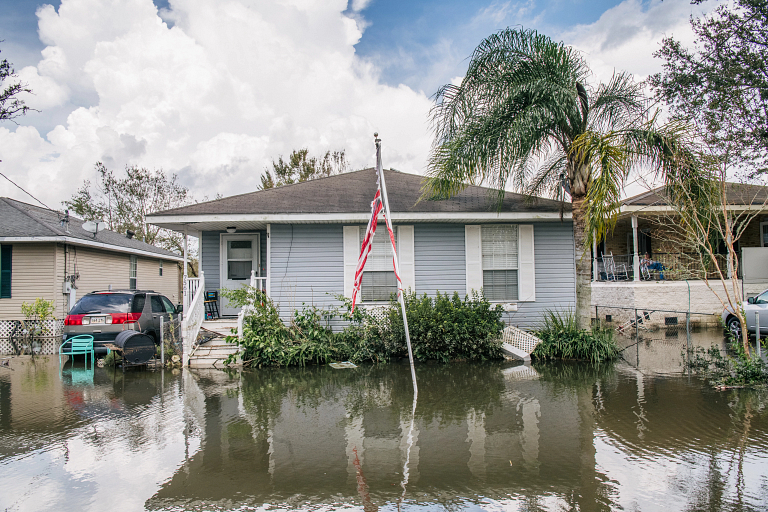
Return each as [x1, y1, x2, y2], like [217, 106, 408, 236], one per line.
[63, 290, 180, 354]
[722, 289, 768, 338]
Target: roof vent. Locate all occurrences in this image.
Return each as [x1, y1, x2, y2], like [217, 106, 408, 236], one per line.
[126, 229, 135, 239]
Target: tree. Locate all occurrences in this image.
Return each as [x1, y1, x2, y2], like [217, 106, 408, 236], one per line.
[64, 162, 191, 255]
[260, 148, 349, 189]
[652, 160, 765, 355]
[0, 45, 35, 122]
[425, 28, 700, 327]
[650, 0, 768, 175]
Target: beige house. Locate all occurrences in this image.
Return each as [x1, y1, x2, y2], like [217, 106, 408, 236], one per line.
[592, 184, 768, 317]
[0, 197, 183, 322]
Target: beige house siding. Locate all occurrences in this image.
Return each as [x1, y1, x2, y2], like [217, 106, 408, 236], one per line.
[0, 242, 180, 321]
[137, 256, 180, 304]
[0, 243, 56, 320]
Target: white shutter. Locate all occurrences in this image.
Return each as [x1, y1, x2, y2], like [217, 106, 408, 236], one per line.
[398, 225, 415, 292]
[465, 225, 482, 296]
[343, 226, 359, 299]
[518, 224, 535, 302]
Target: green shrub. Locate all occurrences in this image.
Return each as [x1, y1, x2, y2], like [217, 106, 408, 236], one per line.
[685, 343, 768, 387]
[533, 310, 619, 363]
[223, 287, 505, 367]
[372, 290, 504, 363]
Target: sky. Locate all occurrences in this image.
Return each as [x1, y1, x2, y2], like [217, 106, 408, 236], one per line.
[0, 0, 714, 211]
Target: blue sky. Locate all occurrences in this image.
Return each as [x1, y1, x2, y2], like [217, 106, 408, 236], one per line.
[0, 0, 710, 207]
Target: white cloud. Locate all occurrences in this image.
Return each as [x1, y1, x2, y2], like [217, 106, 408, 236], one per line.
[0, 0, 433, 209]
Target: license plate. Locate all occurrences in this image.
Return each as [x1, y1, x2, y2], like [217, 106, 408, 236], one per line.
[90, 317, 105, 324]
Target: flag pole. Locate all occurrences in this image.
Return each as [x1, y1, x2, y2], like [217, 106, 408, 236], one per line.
[375, 133, 417, 396]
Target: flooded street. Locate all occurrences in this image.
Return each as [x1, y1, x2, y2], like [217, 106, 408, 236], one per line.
[1, 331, 767, 511]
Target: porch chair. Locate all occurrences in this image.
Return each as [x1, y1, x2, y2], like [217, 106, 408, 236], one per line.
[59, 335, 95, 368]
[204, 290, 220, 320]
[604, 252, 629, 281]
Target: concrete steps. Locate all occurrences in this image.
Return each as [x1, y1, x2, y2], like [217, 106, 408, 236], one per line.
[189, 318, 241, 368]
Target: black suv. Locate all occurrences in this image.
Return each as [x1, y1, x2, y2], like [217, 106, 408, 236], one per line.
[63, 290, 180, 354]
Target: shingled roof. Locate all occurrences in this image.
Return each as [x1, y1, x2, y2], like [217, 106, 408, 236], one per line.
[152, 168, 568, 216]
[0, 197, 182, 260]
[623, 182, 768, 207]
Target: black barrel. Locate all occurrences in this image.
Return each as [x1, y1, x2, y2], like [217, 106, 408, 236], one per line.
[114, 331, 155, 365]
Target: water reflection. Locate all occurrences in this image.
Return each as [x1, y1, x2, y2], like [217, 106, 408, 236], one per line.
[0, 335, 766, 511]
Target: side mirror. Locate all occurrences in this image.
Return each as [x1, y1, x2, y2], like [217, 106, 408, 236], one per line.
[747, 297, 755, 304]
[176, 304, 183, 313]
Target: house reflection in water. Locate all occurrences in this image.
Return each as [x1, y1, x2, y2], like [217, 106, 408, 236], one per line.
[147, 363, 607, 509]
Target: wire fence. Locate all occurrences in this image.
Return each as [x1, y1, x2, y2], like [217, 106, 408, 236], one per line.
[593, 304, 721, 350]
[161, 316, 184, 362]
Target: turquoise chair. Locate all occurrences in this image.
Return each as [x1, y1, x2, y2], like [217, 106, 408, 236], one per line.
[59, 335, 95, 369]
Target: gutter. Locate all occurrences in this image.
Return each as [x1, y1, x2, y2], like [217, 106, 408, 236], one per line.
[0, 236, 184, 262]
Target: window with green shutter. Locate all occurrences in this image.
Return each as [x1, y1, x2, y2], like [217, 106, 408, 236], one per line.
[0, 245, 11, 298]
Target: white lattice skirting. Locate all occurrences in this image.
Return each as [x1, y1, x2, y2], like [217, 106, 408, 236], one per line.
[0, 320, 64, 355]
[501, 325, 542, 355]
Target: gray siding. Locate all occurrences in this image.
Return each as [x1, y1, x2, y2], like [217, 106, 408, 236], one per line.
[414, 223, 466, 296]
[270, 224, 344, 323]
[200, 230, 267, 297]
[510, 222, 576, 329]
[266, 221, 575, 330]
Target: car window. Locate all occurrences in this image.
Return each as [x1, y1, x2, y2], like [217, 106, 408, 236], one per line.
[150, 295, 165, 313]
[131, 294, 146, 313]
[70, 293, 132, 314]
[756, 291, 768, 304]
[161, 296, 176, 314]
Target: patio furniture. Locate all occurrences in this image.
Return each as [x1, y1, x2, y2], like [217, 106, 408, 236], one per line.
[204, 290, 220, 320]
[59, 334, 95, 368]
[604, 252, 629, 281]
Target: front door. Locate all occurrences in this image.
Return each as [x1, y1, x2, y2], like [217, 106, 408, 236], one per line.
[220, 234, 260, 316]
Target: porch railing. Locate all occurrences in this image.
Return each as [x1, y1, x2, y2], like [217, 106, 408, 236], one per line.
[236, 271, 265, 340]
[593, 253, 742, 282]
[182, 270, 205, 366]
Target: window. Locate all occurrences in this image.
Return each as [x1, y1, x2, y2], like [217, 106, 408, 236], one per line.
[482, 225, 518, 301]
[227, 240, 253, 280]
[0, 245, 11, 298]
[129, 256, 137, 290]
[761, 222, 768, 247]
[150, 295, 164, 313]
[360, 225, 398, 302]
[161, 296, 176, 313]
[70, 293, 133, 314]
[159, 260, 163, 276]
[132, 294, 146, 313]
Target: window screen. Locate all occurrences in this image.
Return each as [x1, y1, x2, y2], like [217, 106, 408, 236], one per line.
[482, 225, 518, 301]
[159, 260, 163, 276]
[360, 225, 398, 301]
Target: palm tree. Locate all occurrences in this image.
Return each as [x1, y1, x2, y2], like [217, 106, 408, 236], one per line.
[425, 28, 699, 327]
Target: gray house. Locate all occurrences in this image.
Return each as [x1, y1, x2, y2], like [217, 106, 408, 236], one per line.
[148, 169, 575, 354]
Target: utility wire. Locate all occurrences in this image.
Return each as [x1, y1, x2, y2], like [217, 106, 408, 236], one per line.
[0, 168, 54, 211]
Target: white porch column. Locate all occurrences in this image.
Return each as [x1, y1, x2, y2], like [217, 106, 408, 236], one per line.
[183, 226, 189, 309]
[592, 239, 598, 282]
[266, 224, 271, 297]
[632, 215, 640, 282]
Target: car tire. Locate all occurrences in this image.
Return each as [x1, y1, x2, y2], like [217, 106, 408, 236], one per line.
[726, 316, 742, 339]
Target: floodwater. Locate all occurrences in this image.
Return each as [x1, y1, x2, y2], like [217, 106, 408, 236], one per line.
[1, 331, 767, 511]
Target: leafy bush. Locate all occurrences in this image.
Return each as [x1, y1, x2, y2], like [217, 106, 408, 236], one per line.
[685, 343, 768, 387]
[222, 287, 505, 367]
[533, 310, 620, 363]
[371, 290, 504, 363]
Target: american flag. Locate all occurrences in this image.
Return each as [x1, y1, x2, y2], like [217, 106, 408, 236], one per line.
[351, 169, 401, 311]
